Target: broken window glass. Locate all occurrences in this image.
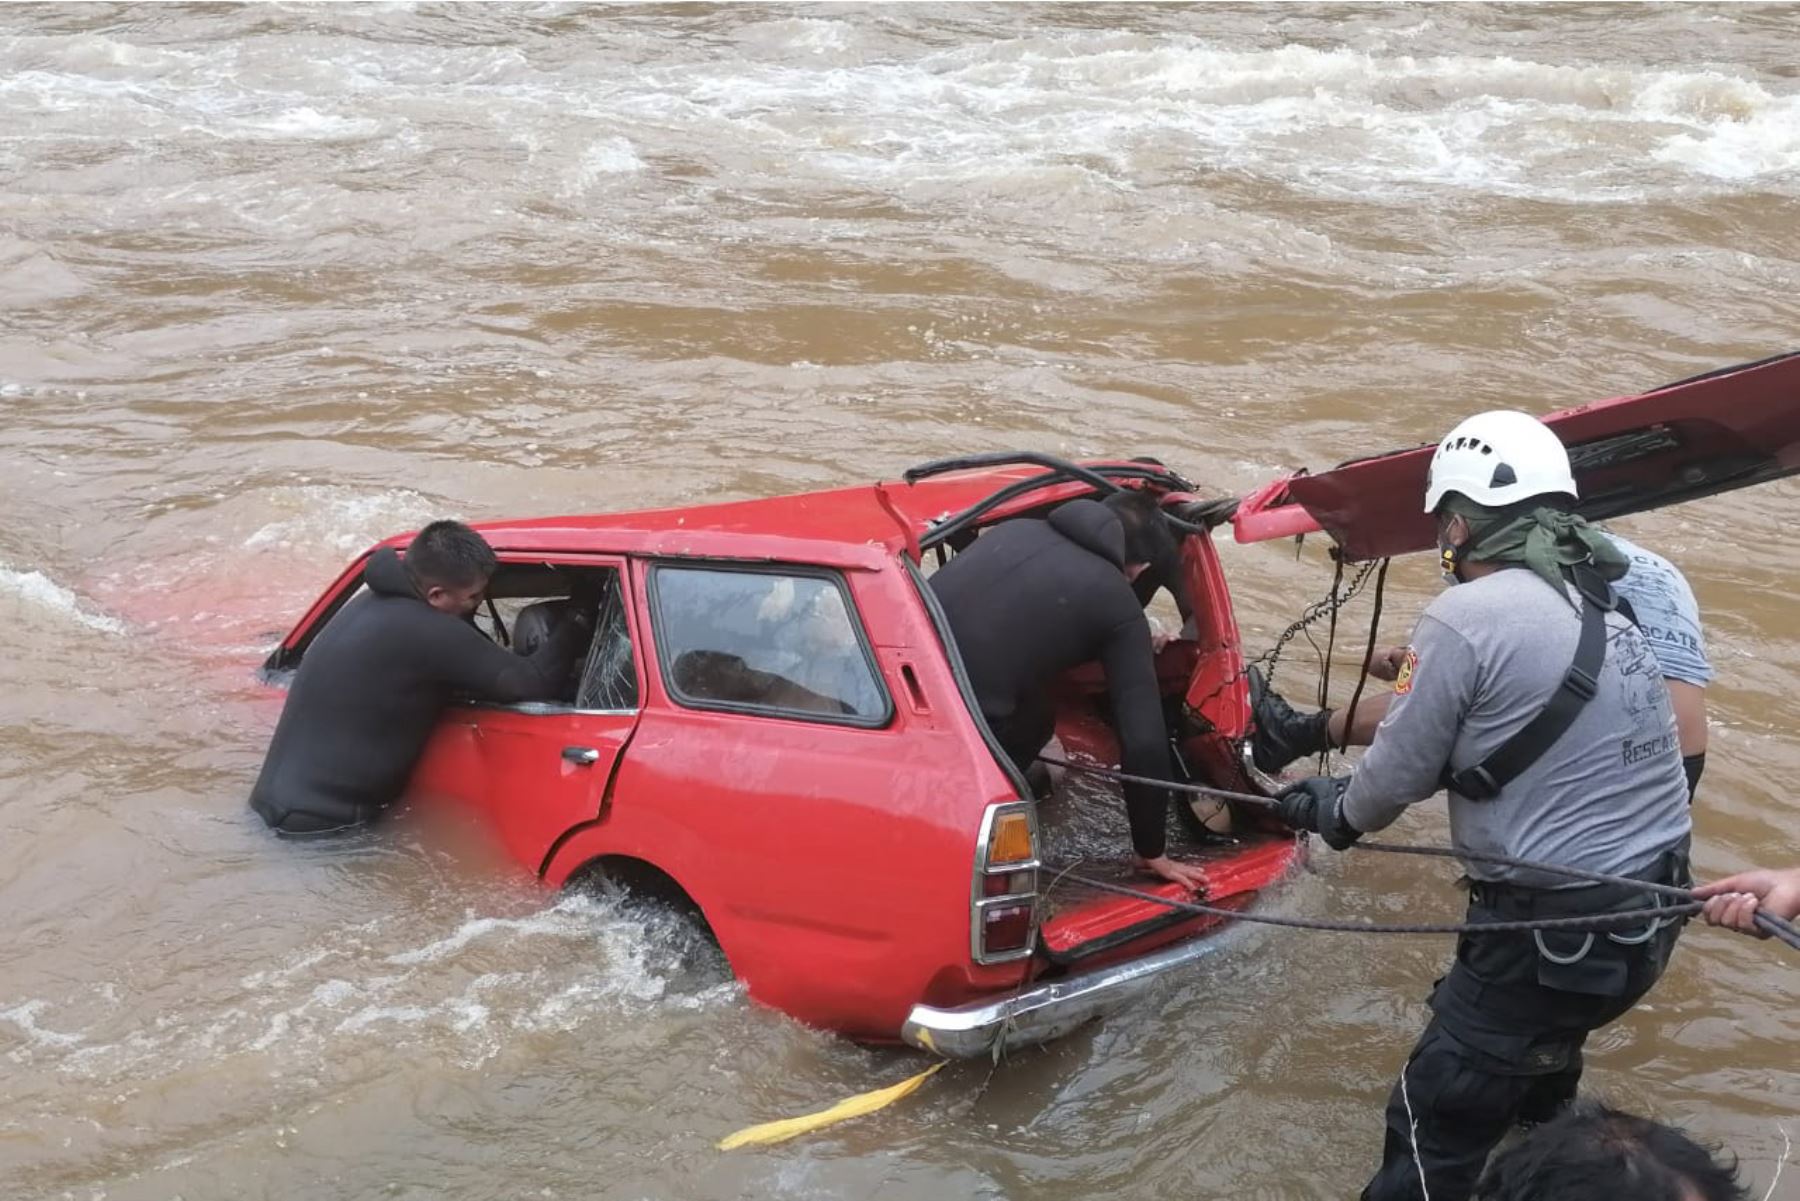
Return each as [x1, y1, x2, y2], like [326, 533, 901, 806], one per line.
[575, 573, 638, 711]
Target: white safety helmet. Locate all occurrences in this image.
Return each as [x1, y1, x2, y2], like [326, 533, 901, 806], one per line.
[1423, 410, 1578, 514]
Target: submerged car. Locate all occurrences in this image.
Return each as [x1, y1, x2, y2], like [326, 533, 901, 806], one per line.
[261, 349, 1800, 1057]
[262, 453, 1299, 1057]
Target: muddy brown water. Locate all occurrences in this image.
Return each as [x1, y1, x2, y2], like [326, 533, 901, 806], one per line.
[2, 5, 1797, 1199]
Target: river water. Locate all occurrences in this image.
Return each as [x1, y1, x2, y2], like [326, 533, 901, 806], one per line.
[2, 4, 1797, 1198]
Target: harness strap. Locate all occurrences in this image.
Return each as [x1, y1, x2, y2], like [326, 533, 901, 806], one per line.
[1443, 563, 1615, 802]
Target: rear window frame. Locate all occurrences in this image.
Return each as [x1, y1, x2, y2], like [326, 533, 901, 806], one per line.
[646, 559, 895, 730]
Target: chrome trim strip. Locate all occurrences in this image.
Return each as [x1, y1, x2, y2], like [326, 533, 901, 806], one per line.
[974, 893, 1037, 913]
[460, 700, 641, 717]
[903, 930, 1229, 1058]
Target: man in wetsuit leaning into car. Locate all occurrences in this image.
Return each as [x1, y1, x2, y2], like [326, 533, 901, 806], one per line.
[250, 520, 590, 835]
[929, 489, 1207, 891]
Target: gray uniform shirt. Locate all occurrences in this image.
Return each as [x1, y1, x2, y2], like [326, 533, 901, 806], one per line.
[1605, 533, 1713, 687]
[1342, 568, 1691, 888]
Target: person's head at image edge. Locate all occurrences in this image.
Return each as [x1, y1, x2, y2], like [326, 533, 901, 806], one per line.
[1474, 1099, 1748, 1201]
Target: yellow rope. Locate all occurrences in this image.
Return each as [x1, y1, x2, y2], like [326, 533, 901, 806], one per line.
[717, 1061, 945, 1151]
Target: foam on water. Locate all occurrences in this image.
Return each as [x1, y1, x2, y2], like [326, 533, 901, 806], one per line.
[234, 105, 384, 142]
[734, 16, 859, 59]
[385, 904, 602, 966]
[0, 563, 126, 635]
[1653, 100, 1800, 179]
[8, 893, 739, 1087]
[0, 1000, 85, 1051]
[240, 484, 439, 555]
[726, 40, 1800, 203]
[560, 135, 646, 197]
[6, 21, 1795, 227]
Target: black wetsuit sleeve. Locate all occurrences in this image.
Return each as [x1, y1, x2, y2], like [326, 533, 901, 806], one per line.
[1098, 607, 1172, 859]
[431, 612, 585, 702]
[1682, 752, 1704, 802]
[1131, 552, 1194, 622]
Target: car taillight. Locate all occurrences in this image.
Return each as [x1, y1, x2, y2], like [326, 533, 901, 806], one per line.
[971, 802, 1040, 964]
[982, 870, 1036, 897]
[981, 903, 1034, 955]
[988, 811, 1034, 864]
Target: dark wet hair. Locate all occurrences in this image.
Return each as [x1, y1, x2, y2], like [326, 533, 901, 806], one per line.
[1475, 1100, 1747, 1201]
[1103, 488, 1178, 568]
[404, 520, 497, 590]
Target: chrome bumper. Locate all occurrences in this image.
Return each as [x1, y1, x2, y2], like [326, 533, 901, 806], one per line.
[900, 933, 1227, 1059]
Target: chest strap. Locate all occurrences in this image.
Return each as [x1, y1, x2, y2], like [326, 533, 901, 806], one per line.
[1444, 563, 1614, 802]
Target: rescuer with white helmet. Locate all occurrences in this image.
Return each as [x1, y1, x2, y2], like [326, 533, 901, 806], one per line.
[1422, 409, 1578, 514]
[1274, 410, 1694, 1201]
[1251, 412, 1714, 795]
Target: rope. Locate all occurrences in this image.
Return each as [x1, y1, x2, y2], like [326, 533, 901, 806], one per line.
[1050, 870, 1700, 937]
[1311, 555, 1346, 775]
[1399, 1060, 1434, 1201]
[1339, 557, 1390, 757]
[1039, 754, 1800, 949]
[1318, 555, 1345, 716]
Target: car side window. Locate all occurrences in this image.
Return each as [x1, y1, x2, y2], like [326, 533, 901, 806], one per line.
[470, 563, 637, 711]
[650, 566, 890, 726]
[574, 572, 638, 711]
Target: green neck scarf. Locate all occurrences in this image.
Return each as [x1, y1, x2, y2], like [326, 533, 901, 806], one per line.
[1445, 496, 1628, 602]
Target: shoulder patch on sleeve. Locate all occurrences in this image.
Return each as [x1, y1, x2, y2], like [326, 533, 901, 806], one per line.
[1393, 646, 1419, 695]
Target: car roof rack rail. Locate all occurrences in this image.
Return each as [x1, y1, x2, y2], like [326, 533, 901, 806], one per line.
[904, 452, 1212, 550]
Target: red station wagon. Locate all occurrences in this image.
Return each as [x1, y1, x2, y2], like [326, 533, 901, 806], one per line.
[261, 350, 1800, 1057]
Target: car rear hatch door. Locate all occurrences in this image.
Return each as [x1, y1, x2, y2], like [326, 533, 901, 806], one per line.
[1036, 836, 1299, 968]
[1233, 350, 1800, 561]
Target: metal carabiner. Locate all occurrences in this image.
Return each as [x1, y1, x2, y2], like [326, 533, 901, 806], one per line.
[1533, 929, 1595, 965]
[1605, 893, 1668, 945]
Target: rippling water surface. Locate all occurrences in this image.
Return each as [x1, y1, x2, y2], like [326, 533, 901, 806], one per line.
[3, 5, 1797, 1198]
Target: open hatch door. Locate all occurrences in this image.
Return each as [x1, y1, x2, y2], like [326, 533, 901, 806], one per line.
[1233, 350, 1800, 561]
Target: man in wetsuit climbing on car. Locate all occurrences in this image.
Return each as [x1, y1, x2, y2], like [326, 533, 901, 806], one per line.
[930, 489, 1208, 891]
[250, 519, 589, 835]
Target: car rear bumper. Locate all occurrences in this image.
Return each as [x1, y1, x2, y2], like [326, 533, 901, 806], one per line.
[899, 931, 1228, 1058]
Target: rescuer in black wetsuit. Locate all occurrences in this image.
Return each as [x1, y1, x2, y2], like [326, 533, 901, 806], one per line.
[930, 491, 1206, 891]
[249, 520, 588, 835]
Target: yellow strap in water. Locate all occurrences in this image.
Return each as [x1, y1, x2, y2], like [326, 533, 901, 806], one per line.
[716, 1061, 946, 1151]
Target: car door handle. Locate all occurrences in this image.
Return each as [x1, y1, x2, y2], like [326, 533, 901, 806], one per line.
[562, 746, 600, 766]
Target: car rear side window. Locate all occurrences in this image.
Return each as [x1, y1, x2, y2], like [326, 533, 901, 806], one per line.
[650, 566, 891, 726]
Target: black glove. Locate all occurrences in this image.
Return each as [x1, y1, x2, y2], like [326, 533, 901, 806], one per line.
[1276, 775, 1362, 850]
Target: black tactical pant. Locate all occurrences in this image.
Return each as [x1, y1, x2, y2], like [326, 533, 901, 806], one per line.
[1362, 864, 1687, 1201]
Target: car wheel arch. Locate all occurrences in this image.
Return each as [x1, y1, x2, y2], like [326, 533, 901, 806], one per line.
[559, 852, 748, 971]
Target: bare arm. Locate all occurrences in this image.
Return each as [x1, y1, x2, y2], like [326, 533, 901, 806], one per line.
[1328, 690, 1394, 750]
[1665, 679, 1707, 757]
